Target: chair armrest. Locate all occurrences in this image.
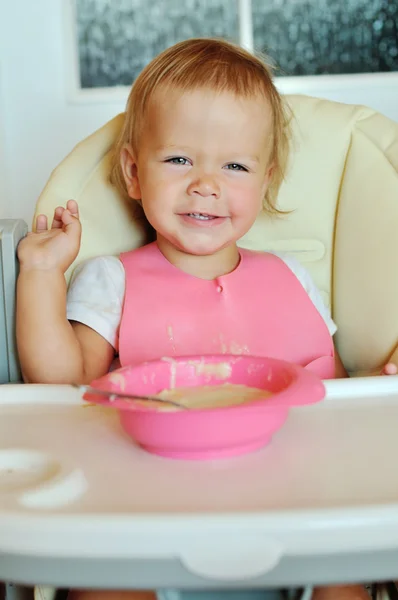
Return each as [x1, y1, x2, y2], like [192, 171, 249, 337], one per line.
[0, 219, 28, 383]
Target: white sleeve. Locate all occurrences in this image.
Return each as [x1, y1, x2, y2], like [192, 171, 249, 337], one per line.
[66, 256, 125, 351]
[273, 253, 337, 336]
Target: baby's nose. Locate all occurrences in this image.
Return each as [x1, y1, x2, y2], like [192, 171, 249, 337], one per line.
[187, 173, 220, 198]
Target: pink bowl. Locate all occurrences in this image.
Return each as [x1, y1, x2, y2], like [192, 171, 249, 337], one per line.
[85, 355, 325, 460]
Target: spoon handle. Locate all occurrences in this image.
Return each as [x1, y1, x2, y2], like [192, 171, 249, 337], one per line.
[73, 384, 187, 410]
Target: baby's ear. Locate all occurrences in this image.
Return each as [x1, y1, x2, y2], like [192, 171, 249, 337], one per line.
[120, 145, 141, 200]
[261, 161, 274, 196]
[265, 161, 274, 181]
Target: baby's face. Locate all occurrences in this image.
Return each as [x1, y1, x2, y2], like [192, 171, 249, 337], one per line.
[124, 87, 273, 259]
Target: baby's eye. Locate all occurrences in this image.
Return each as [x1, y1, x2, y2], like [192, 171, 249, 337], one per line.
[166, 157, 190, 166]
[225, 163, 248, 172]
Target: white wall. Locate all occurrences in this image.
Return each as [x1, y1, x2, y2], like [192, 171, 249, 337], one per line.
[1, 0, 398, 226]
[1, 0, 127, 225]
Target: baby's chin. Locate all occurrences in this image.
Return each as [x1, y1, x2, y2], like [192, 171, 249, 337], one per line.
[172, 232, 240, 256]
[175, 240, 236, 257]
[157, 228, 241, 261]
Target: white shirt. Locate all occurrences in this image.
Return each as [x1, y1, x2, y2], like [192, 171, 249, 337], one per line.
[66, 253, 337, 351]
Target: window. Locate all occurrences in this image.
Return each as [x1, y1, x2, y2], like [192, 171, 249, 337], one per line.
[75, 0, 239, 89]
[252, 0, 398, 76]
[73, 0, 398, 89]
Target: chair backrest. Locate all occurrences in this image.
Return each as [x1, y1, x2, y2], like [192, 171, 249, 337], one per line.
[34, 94, 398, 375]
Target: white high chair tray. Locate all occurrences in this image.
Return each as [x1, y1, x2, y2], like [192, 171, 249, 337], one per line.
[1, 378, 398, 590]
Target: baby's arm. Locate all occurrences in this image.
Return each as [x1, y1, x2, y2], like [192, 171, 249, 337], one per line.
[16, 201, 114, 384]
[334, 347, 348, 378]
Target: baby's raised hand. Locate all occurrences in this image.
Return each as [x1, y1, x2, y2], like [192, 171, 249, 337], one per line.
[18, 200, 82, 273]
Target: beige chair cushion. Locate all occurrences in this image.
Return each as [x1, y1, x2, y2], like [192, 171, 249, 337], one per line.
[34, 94, 398, 374]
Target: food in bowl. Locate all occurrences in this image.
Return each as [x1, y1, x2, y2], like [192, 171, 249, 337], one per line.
[144, 383, 273, 411]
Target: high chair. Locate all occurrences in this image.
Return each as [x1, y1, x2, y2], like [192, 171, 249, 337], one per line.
[0, 94, 398, 600]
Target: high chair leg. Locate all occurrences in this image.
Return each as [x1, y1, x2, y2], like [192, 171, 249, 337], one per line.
[34, 587, 57, 600]
[383, 582, 398, 600]
[300, 588, 314, 600]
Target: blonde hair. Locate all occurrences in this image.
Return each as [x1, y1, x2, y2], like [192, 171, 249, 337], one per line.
[110, 38, 291, 214]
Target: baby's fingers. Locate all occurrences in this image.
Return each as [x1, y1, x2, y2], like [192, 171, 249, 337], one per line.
[35, 214, 48, 233]
[61, 208, 82, 236]
[51, 206, 65, 229]
[381, 362, 398, 375]
[66, 199, 79, 218]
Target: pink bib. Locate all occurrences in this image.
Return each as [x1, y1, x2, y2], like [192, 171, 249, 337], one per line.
[119, 243, 335, 379]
